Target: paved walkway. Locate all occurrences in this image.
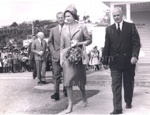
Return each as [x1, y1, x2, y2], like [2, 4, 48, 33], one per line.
[58, 69, 150, 115]
[0, 69, 150, 114]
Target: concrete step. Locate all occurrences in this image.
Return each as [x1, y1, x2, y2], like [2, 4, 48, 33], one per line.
[138, 59, 150, 63]
[87, 80, 150, 87]
[141, 46, 150, 48]
[87, 70, 150, 87]
[142, 52, 150, 54]
[141, 40, 150, 42]
[136, 75, 150, 80]
[141, 42, 150, 44]
[139, 59, 150, 61]
[141, 47, 150, 49]
[138, 61, 150, 63]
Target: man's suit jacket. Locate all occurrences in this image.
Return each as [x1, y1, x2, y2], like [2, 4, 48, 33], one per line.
[28, 42, 34, 61]
[48, 25, 61, 62]
[102, 21, 141, 70]
[31, 39, 47, 61]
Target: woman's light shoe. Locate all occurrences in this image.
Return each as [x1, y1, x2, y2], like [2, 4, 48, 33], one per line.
[83, 100, 88, 107]
[65, 106, 73, 114]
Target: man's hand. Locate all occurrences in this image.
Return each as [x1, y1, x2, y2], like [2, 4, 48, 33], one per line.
[103, 65, 109, 69]
[38, 51, 43, 56]
[131, 57, 138, 64]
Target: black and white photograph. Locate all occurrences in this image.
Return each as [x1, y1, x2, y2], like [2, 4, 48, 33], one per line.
[0, 0, 150, 114]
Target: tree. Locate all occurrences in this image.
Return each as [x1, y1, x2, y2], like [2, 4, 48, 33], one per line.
[0, 20, 58, 48]
[100, 9, 110, 25]
[10, 22, 18, 27]
[83, 15, 91, 23]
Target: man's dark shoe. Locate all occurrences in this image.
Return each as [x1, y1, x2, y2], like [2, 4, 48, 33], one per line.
[126, 104, 132, 109]
[63, 87, 67, 97]
[63, 89, 67, 97]
[110, 110, 122, 114]
[33, 76, 36, 79]
[63, 91, 68, 97]
[37, 81, 43, 85]
[51, 93, 60, 101]
[41, 81, 48, 84]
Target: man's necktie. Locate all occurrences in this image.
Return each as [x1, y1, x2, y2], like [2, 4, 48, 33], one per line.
[117, 23, 121, 35]
[41, 41, 43, 46]
[60, 26, 62, 35]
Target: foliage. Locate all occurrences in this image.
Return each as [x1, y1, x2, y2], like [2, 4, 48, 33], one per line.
[94, 9, 110, 27]
[0, 20, 58, 49]
[100, 9, 110, 25]
[10, 22, 18, 27]
[83, 15, 91, 23]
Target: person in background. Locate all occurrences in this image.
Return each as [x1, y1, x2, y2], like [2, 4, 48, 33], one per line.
[0, 57, 2, 73]
[2, 56, 8, 73]
[7, 53, 13, 73]
[98, 47, 104, 70]
[20, 50, 27, 72]
[60, 4, 92, 113]
[28, 35, 37, 79]
[1, 48, 8, 60]
[89, 46, 100, 71]
[12, 49, 18, 73]
[102, 7, 141, 114]
[0, 49, 2, 73]
[31, 32, 47, 85]
[48, 12, 67, 101]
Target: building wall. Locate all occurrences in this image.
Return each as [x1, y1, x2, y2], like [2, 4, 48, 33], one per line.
[131, 11, 150, 39]
[131, 10, 150, 63]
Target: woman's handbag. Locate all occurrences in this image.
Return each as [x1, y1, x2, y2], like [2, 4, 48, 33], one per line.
[82, 44, 89, 65]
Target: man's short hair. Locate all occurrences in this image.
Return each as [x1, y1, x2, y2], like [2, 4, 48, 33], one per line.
[113, 7, 123, 14]
[56, 12, 64, 17]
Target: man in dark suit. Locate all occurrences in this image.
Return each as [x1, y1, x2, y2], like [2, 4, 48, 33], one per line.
[28, 35, 37, 79]
[48, 12, 67, 101]
[32, 32, 47, 84]
[102, 7, 141, 114]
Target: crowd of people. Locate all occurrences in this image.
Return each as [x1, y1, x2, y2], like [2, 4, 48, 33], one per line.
[0, 43, 103, 74]
[0, 4, 141, 115]
[0, 46, 52, 74]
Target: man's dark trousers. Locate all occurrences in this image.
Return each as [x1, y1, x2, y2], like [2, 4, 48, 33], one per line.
[30, 59, 37, 78]
[110, 66, 135, 111]
[52, 60, 63, 94]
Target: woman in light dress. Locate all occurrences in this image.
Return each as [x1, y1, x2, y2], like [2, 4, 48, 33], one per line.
[89, 46, 100, 71]
[60, 4, 92, 114]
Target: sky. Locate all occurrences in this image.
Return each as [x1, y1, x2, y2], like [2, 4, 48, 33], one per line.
[0, 0, 109, 27]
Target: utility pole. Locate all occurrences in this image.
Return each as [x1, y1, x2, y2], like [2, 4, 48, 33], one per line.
[31, 21, 34, 35]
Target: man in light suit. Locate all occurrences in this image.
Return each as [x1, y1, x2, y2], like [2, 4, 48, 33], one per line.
[32, 32, 47, 84]
[48, 12, 67, 101]
[102, 7, 141, 114]
[28, 35, 37, 79]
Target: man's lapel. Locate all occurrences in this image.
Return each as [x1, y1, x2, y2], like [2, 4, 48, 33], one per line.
[120, 21, 127, 39]
[54, 25, 61, 43]
[114, 21, 128, 52]
[112, 24, 120, 39]
[111, 24, 122, 51]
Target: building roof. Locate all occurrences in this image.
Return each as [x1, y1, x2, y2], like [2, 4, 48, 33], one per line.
[103, 1, 149, 7]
